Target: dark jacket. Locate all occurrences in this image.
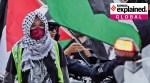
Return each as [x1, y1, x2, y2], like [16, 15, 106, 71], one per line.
[66, 56, 92, 77]
[65, 38, 108, 64]
[90, 59, 125, 83]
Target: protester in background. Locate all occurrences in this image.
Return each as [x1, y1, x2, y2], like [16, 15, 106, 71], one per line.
[48, 22, 60, 41]
[64, 34, 125, 82]
[47, 22, 128, 83]
[48, 21, 92, 77]
[64, 31, 112, 64]
[64, 36, 95, 64]
[48, 21, 70, 83]
[3, 7, 69, 83]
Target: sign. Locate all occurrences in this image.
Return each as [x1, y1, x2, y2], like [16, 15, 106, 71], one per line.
[110, 3, 148, 20]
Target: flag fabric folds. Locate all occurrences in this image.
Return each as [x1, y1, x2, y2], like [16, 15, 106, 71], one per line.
[46, 0, 141, 48]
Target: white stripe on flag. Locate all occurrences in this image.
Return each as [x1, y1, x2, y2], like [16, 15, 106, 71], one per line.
[118, 20, 138, 31]
[0, 26, 10, 75]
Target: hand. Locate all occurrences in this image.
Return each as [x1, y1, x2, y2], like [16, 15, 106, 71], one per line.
[64, 43, 84, 56]
[83, 48, 91, 57]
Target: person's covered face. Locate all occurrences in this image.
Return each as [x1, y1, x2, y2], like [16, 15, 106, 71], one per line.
[30, 16, 45, 40]
[49, 27, 57, 39]
[48, 22, 59, 39]
[21, 10, 50, 49]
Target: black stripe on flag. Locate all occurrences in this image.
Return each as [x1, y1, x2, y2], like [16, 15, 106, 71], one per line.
[0, 0, 7, 40]
[88, 0, 107, 14]
[88, 0, 114, 17]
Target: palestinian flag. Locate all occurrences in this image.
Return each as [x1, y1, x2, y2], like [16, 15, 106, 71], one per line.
[46, 0, 141, 48]
[58, 27, 72, 49]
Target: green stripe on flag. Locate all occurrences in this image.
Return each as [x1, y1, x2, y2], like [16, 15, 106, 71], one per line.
[46, 0, 141, 49]
[58, 39, 71, 49]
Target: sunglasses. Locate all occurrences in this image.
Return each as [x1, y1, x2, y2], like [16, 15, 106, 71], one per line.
[48, 25, 59, 31]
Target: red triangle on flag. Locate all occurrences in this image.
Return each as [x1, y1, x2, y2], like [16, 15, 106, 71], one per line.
[59, 27, 72, 41]
[6, 0, 41, 51]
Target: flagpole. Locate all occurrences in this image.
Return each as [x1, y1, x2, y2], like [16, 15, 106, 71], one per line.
[65, 29, 91, 66]
[68, 30, 82, 44]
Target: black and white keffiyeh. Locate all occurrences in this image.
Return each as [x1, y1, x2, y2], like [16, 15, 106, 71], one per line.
[18, 8, 56, 72]
[9, 5, 56, 83]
